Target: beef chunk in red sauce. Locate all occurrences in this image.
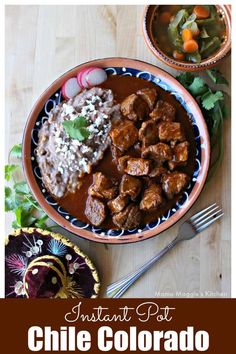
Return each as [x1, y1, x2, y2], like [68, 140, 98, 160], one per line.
[117, 155, 130, 173]
[111, 144, 123, 161]
[150, 100, 176, 122]
[107, 194, 130, 214]
[110, 120, 138, 152]
[120, 174, 142, 201]
[120, 94, 149, 121]
[112, 203, 142, 229]
[124, 158, 152, 176]
[149, 164, 167, 178]
[169, 141, 189, 170]
[85, 196, 107, 226]
[89, 172, 118, 200]
[136, 88, 158, 110]
[139, 120, 159, 148]
[140, 183, 163, 211]
[162, 172, 189, 199]
[158, 122, 185, 143]
[142, 143, 172, 162]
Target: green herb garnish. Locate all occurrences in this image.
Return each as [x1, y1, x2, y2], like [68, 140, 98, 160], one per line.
[176, 69, 229, 181]
[9, 143, 22, 159]
[206, 68, 229, 86]
[5, 143, 54, 229]
[63, 116, 90, 141]
[201, 90, 223, 110]
[5, 164, 19, 181]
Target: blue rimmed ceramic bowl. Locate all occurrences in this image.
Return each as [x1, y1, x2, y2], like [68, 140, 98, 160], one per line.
[23, 58, 210, 244]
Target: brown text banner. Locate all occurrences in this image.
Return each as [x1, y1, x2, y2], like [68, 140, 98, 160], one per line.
[0, 299, 235, 353]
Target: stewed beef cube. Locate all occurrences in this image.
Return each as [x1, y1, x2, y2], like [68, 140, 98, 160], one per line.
[112, 203, 142, 229]
[142, 143, 172, 162]
[136, 88, 158, 110]
[162, 172, 189, 199]
[149, 165, 167, 178]
[169, 141, 189, 170]
[139, 120, 159, 148]
[120, 94, 149, 121]
[111, 144, 123, 161]
[117, 155, 130, 173]
[89, 172, 118, 200]
[110, 120, 138, 152]
[158, 122, 185, 143]
[174, 141, 189, 161]
[120, 174, 142, 201]
[85, 196, 107, 226]
[107, 194, 130, 214]
[150, 100, 176, 122]
[124, 158, 151, 176]
[140, 183, 163, 211]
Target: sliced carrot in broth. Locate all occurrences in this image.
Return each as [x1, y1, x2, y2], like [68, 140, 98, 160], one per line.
[193, 5, 210, 19]
[182, 28, 193, 42]
[183, 39, 199, 53]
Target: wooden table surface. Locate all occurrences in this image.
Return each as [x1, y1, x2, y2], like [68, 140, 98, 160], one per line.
[5, 5, 231, 298]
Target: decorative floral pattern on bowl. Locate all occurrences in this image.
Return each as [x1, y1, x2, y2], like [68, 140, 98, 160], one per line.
[23, 58, 210, 243]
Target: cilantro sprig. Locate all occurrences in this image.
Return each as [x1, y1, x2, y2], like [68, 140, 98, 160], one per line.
[176, 68, 229, 181]
[5, 144, 55, 230]
[63, 116, 90, 141]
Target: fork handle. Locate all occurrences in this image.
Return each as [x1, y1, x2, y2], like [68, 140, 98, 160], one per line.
[106, 237, 179, 298]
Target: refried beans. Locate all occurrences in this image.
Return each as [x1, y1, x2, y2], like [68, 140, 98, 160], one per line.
[36, 87, 121, 198]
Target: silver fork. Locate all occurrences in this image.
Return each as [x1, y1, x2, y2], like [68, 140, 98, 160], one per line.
[106, 203, 223, 298]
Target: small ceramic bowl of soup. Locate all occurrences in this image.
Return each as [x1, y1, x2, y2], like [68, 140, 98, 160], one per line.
[143, 5, 231, 71]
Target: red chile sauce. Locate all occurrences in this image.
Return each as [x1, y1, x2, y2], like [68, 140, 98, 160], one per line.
[56, 75, 196, 229]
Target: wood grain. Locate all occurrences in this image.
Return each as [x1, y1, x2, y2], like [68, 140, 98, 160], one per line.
[5, 5, 231, 298]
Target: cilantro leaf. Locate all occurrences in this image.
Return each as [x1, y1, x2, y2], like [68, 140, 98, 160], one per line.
[13, 206, 37, 228]
[10, 144, 22, 159]
[63, 116, 90, 141]
[201, 90, 224, 110]
[5, 144, 55, 230]
[12, 220, 20, 228]
[34, 214, 49, 229]
[79, 127, 90, 139]
[14, 181, 31, 195]
[176, 70, 229, 182]
[206, 68, 229, 86]
[188, 77, 208, 96]
[176, 72, 195, 88]
[5, 164, 18, 181]
[5, 187, 17, 211]
[14, 206, 23, 227]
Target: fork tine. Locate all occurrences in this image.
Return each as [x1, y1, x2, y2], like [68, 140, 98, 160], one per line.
[190, 203, 217, 222]
[196, 213, 224, 233]
[194, 208, 222, 228]
[191, 205, 220, 225]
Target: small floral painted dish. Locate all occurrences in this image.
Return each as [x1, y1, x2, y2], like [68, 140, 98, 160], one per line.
[5, 228, 100, 298]
[23, 58, 210, 244]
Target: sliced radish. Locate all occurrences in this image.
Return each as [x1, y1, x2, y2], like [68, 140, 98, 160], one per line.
[77, 69, 90, 89]
[77, 67, 107, 89]
[61, 77, 82, 99]
[83, 67, 107, 87]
